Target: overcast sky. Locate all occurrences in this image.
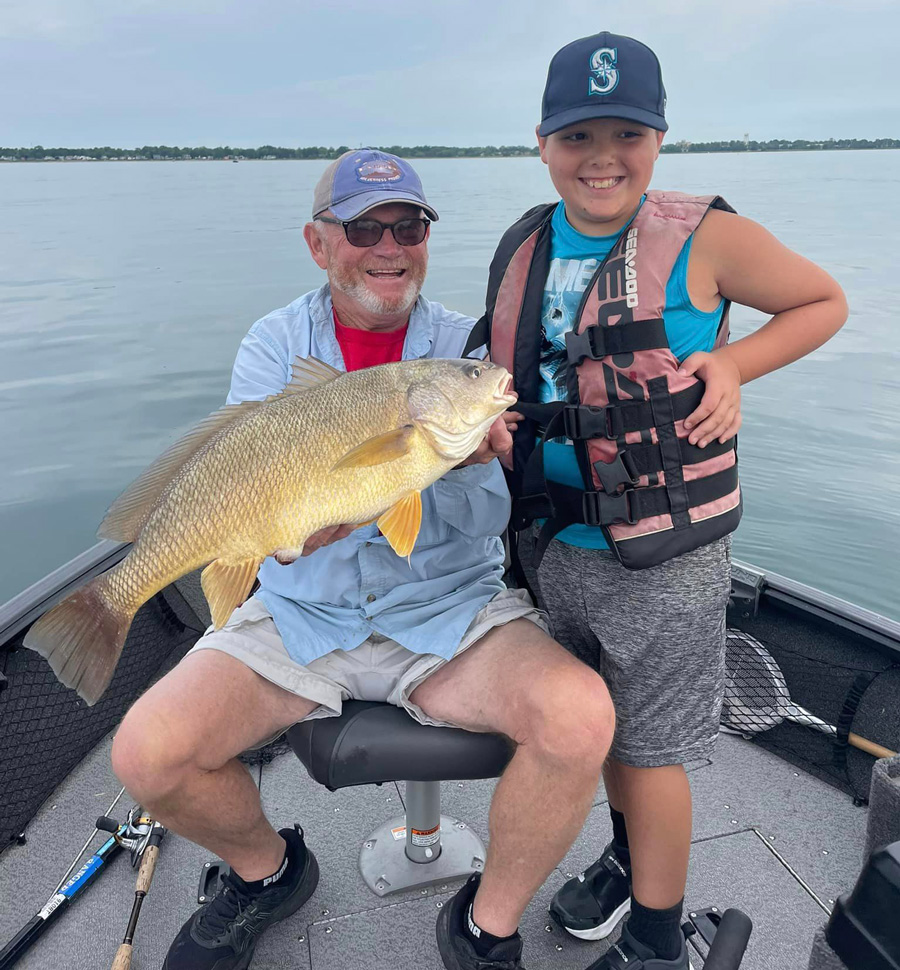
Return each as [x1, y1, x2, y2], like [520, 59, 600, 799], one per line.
[2, 0, 897, 148]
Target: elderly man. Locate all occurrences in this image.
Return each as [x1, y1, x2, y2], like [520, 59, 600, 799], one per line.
[111, 150, 614, 970]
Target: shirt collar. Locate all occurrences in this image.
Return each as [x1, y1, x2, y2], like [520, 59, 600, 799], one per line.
[309, 284, 434, 365]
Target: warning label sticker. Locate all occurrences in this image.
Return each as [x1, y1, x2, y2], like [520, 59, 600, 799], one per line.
[390, 825, 406, 841]
[410, 824, 440, 847]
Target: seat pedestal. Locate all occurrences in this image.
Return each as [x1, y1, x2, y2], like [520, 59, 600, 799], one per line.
[288, 703, 513, 897]
[360, 800, 485, 895]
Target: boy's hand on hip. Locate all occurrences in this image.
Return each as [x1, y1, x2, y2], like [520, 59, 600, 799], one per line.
[679, 350, 742, 447]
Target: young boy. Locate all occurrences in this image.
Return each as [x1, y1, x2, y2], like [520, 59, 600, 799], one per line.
[466, 31, 848, 970]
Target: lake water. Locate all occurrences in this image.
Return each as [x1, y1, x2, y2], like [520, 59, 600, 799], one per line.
[1, 152, 898, 620]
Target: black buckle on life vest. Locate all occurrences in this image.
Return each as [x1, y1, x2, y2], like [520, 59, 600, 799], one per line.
[593, 452, 639, 493]
[563, 404, 613, 440]
[582, 489, 637, 527]
[566, 327, 608, 364]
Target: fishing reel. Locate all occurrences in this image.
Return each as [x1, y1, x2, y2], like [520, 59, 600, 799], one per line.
[96, 805, 158, 868]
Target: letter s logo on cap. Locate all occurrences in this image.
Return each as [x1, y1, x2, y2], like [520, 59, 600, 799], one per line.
[589, 47, 618, 96]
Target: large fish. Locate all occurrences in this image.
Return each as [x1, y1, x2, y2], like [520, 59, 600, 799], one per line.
[24, 356, 516, 705]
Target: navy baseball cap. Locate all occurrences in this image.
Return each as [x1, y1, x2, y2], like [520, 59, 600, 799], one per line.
[539, 32, 668, 136]
[312, 149, 439, 222]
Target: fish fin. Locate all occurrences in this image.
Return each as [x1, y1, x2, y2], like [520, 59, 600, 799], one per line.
[281, 355, 344, 395]
[22, 573, 134, 706]
[377, 491, 422, 559]
[201, 558, 261, 630]
[331, 425, 415, 471]
[99, 400, 266, 542]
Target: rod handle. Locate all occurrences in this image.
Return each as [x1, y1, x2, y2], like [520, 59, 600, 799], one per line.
[111, 942, 132, 970]
[848, 732, 896, 760]
[136, 845, 159, 894]
[702, 908, 752, 970]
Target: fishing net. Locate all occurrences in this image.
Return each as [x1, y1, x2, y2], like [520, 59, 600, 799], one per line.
[723, 612, 900, 803]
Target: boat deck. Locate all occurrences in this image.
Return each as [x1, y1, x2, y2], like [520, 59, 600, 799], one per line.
[0, 717, 866, 969]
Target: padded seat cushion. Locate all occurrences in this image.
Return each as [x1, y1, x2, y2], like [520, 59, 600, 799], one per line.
[287, 701, 515, 790]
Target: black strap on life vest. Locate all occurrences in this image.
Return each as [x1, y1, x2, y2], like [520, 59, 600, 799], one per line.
[511, 387, 738, 565]
[512, 380, 709, 519]
[565, 318, 669, 363]
[524, 457, 739, 567]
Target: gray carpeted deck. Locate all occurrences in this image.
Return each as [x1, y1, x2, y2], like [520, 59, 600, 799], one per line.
[0, 723, 866, 970]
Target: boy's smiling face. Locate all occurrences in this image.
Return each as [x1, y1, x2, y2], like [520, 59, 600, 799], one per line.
[537, 117, 665, 236]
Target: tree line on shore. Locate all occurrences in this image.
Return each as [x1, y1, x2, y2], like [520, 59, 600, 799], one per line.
[2, 138, 898, 161]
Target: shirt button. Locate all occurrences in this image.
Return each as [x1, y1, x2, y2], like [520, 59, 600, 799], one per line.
[366, 594, 376, 603]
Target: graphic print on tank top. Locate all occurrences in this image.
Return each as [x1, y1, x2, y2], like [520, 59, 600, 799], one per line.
[540, 255, 602, 404]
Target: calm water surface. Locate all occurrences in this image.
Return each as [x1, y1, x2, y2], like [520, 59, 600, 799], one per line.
[1, 153, 898, 619]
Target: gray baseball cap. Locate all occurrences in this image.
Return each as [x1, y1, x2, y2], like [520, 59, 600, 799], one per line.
[311, 149, 439, 221]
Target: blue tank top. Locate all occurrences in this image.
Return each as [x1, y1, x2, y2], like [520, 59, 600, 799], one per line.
[540, 199, 724, 548]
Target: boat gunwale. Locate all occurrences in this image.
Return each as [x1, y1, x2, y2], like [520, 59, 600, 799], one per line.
[1, 542, 898, 659]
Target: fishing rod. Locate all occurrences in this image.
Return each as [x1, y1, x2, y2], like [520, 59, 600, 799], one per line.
[111, 820, 166, 970]
[0, 792, 150, 970]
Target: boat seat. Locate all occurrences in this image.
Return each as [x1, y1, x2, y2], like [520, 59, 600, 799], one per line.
[286, 700, 514, 895]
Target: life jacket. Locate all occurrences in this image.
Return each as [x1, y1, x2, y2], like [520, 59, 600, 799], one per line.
[464, 190, 742, 570]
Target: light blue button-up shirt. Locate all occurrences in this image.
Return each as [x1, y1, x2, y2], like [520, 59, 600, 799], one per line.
[226, 284, 511, 665]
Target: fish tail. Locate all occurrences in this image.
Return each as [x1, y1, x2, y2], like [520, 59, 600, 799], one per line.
[23, 572, 136, 706]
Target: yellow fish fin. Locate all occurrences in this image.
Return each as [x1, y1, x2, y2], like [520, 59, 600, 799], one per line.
[331, 425, 415, 471]
[281, 355, 344, 396]
[377, 491, 422, 559]
[201, 558, 262, 630]
[99, 400, 266, 542]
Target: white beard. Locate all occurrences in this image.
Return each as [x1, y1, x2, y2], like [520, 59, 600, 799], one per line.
[328, 267, 425, 316]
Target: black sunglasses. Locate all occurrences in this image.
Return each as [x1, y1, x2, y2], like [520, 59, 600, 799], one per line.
[315, 215, 431, 248]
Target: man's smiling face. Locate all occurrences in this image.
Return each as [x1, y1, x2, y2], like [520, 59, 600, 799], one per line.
[310, 202, 429, 319]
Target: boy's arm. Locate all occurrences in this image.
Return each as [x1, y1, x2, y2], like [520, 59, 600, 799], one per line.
[697, 209, 848, 381]
[679, 210, 848, 448]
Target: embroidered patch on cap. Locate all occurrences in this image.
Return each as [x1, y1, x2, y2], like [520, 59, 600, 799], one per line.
[589, 46, 619, 96]
[356, 159, 403, 183]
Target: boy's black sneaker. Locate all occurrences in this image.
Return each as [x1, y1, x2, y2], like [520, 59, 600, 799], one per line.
[584, 918, 693, 969]
[436, 873, 526, 970]
[163, 825, 319, 970]
[549, 842, 631, 940]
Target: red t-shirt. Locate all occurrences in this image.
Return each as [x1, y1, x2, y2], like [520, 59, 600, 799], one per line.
[333, 309, 408, 371]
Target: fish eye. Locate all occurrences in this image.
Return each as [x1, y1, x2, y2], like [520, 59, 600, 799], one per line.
[466, 364, 482, 379]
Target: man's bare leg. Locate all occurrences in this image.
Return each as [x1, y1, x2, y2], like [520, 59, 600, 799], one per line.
[604, 759, 692, 909]
[410, 618, 615, 938]
[111, 649, 318, 880]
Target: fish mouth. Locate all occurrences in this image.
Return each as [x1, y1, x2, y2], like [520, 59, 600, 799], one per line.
[493, 374, 517, 406]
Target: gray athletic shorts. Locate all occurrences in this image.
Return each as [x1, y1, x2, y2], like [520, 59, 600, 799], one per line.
[518, 528, 731, 768]
[187, 587, 548, 732]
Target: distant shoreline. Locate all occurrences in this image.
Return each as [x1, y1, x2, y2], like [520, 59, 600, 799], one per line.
[2, 139, 899, 162]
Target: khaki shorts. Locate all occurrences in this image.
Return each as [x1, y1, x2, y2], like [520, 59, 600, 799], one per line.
[187, 587, 547, 733]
